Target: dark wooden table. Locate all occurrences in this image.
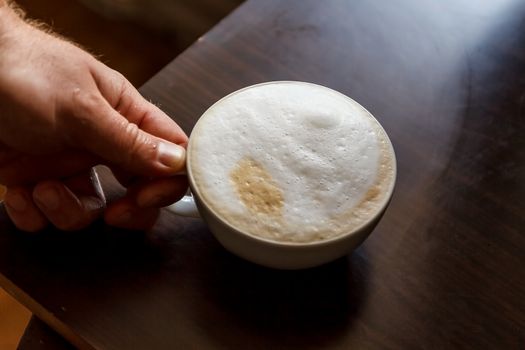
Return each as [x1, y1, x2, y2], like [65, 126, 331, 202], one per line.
[3, 0, 525, 348]
[18, 317, 74, 350]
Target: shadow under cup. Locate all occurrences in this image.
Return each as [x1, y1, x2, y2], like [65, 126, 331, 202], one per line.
[183, 81, 397, 270]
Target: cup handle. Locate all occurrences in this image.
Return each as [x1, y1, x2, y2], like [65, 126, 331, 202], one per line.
[165, 194, 201, 218]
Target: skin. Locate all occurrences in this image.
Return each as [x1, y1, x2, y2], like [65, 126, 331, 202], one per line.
[0, 1, 189, 231]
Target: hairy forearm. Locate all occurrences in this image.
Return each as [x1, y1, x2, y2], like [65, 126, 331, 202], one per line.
[0, 2, 42, 60]
[0, 1, 19, 18]
[0, 1, 24, 39]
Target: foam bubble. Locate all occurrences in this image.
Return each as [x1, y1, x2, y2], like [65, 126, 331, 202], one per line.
[189, 82, 395, 243]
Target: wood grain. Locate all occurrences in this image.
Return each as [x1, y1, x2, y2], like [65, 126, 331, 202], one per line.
[5, 0, 525, 348]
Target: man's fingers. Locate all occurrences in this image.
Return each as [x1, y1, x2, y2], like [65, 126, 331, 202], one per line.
[4, 186, 48, 232]
[4, 169, 108, 232]
[90, 63, 188, 145]
[63, 89, 186, 177]
[109, 166, 140, 189]
[135, 176, 188, 208]
[33, 179, 105, 231]
[104, 197, 159, 230]
[104, 175, 187, 229]
[0, 149, 98, 186]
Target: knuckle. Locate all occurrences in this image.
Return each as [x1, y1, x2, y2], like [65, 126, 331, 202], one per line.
[113, 74, 134, 113]
[113, 70, 127, 84]
[124, 120, 141, 142]
[31, 183, 79, 231]
[60, 90, 106, 142]
[122, 122, 140, 163]
[74, 91, 105, 116]
[59, 203, 102, 232]
[122, 123, 154, 163]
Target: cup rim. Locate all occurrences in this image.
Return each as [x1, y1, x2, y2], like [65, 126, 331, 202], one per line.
[186, 80, 397, 248]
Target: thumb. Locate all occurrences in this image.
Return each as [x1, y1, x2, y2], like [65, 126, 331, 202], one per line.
[65, 89, 186, 177]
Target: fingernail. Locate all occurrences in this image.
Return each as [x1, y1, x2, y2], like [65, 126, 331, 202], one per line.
[35, 187, 60, 210]
[6, 193, 27, 212]
[158, 142, 186, 172]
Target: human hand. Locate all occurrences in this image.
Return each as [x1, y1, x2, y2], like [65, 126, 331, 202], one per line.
[0, 5, 188, 231]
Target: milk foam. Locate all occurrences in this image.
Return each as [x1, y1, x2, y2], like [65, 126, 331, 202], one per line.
[189, 82, 395, 243]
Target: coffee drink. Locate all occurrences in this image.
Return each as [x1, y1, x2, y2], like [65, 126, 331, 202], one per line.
[188, 82, 395, 243]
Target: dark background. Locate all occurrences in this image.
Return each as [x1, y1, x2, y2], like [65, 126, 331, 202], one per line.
[15, 0, 243, 85]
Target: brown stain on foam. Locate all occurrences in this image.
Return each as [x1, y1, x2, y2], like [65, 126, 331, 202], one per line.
[363, 185, 381, 203]
[341, 125, 395, 228]
[360, 137, 392, 205]
[230, 157, 284, 216]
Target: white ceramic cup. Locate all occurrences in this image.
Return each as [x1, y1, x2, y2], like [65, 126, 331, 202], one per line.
[167, 81, 397, 270]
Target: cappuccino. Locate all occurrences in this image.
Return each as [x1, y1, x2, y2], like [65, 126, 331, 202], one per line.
[188, 82, 395, 243]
